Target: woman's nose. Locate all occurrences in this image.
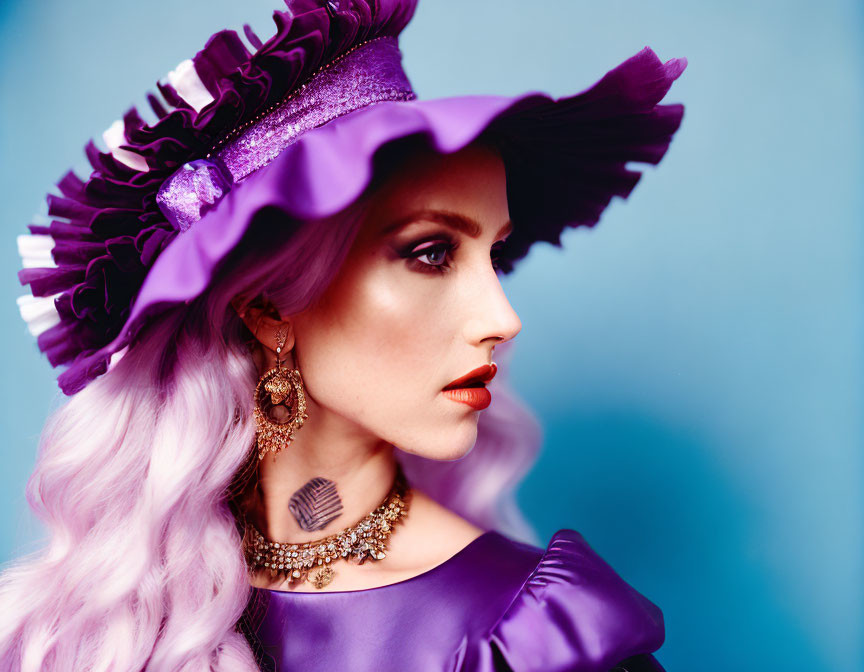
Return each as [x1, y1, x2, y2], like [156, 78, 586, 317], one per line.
[463, 264, 522, 347]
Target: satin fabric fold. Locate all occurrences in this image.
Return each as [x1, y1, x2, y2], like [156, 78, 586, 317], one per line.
[487, 530, 665, 671]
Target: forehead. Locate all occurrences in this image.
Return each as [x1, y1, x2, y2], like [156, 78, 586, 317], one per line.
[363, 143, 510, 237]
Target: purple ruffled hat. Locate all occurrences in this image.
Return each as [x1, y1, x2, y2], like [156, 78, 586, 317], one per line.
[15, 0, 687, 396]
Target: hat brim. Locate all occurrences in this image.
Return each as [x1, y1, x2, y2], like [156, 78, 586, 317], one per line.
[60, 45, 687, 394]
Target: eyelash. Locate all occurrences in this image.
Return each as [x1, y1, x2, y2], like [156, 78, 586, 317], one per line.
[404, 237, 505, 274]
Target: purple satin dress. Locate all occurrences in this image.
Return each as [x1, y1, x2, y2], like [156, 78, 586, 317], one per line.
[240, 529, 665, 672]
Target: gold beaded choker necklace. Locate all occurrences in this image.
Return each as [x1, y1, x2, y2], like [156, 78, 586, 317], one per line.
[242, 464, 411, 590]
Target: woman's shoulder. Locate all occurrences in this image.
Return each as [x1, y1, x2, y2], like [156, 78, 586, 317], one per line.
[455, 528, 666, 672]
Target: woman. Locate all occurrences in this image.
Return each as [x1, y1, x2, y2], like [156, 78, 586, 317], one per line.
[5, 0, 686, 670]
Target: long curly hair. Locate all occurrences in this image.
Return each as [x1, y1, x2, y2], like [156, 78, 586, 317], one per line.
[0, 150, 542, 670]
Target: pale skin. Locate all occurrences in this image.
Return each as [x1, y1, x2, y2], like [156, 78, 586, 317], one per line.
[232, 143, 522, 592]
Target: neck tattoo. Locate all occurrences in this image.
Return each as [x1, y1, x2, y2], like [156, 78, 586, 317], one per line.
[289, 476, 343, 531]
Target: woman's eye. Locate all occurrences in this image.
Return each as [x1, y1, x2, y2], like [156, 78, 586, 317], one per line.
[491, 242, 505, 272]
[406, 240, 454, 273]
[401, 237, 506, 274]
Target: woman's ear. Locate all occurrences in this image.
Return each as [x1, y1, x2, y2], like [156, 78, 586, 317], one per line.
[230, 296, 295, 353]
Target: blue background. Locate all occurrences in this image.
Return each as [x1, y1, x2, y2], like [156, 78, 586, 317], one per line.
[1, 1, 861, 670]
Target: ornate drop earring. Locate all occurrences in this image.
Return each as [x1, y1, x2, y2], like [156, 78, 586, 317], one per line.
[252, 325, 308, 460]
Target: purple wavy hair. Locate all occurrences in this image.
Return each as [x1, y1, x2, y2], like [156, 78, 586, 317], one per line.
[0, 143, 542, 670]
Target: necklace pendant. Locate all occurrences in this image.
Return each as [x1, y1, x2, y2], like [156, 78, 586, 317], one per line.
[311, 565, 335, 589]
[242, 463, 411, 590]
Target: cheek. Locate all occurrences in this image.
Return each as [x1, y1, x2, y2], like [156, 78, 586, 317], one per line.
[294, 261, 455, 415]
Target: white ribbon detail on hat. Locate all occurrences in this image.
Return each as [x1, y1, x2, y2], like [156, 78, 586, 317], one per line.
[15, 37, 415, 347]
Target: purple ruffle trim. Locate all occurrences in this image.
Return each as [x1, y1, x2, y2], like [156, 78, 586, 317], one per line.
[17, 0, 420, 395]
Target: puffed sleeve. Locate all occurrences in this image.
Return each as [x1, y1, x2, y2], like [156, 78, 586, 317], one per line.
[463, 529, 666, 672]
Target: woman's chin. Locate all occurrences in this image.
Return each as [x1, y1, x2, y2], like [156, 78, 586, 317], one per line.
[423, 422, 479, 462]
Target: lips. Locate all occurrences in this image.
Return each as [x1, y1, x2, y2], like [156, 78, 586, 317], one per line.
[443, 363, 497, 391]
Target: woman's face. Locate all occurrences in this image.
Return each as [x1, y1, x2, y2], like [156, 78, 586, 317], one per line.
[289, 143, 521, 460]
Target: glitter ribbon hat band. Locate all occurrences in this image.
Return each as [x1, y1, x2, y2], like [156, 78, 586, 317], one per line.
[15, 0, 687, 396]
[156, 36, 415, 232]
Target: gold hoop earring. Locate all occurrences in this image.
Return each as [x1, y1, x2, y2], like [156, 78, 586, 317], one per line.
[253, 325, 308, 460]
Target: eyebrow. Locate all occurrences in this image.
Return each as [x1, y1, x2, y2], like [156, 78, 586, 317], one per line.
[380, 209, 513, 240]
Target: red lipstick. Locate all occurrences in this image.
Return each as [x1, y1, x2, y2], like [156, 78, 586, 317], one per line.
[442, 363, 497, 410]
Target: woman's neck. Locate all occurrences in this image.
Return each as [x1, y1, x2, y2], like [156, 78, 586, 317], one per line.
[242, 403, 398, 544]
